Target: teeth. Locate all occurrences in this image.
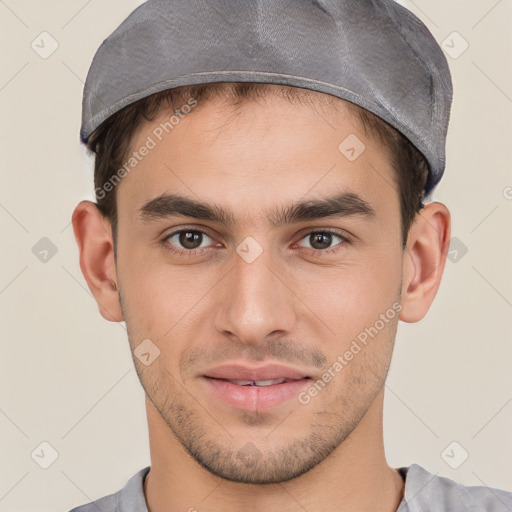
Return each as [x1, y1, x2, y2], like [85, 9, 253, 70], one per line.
[230, 380, 254, 386]
[254, 379, 286, 386]
[229, 378, 287, 386]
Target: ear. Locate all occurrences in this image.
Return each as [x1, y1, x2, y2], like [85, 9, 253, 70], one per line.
[72, 200, 124, 322]
[399, 202, 451, 323]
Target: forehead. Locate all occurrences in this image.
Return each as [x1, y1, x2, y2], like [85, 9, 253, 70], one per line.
[116, 90, 400, 229]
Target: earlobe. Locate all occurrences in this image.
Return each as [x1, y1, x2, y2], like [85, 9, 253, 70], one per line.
[71, 200, 124, 323]
[399, 202, 451, 323]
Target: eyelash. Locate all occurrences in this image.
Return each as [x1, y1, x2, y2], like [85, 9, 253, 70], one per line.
[160, 228, 350, 258]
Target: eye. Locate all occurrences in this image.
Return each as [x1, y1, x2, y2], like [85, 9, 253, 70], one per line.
[163, 229, 216, 254]
[296, 230, 348, 256]
[160, 228, 349, 258]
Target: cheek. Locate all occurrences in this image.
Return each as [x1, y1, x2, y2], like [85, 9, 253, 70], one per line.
[117, 248, 219, 344]
[293, 250, 402, 340]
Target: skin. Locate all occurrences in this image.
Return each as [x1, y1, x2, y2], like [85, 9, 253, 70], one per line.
[73, 88, 451, 512]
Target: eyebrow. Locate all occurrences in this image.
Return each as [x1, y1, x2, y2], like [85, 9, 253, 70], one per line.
[138, 190, 376, 227]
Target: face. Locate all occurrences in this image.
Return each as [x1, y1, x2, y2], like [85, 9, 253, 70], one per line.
[114, 92, 404, 484]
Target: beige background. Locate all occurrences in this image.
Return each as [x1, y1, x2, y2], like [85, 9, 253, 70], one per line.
[0, 1, 511, 510]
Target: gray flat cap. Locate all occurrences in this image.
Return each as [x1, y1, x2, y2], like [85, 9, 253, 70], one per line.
[81, 0, 453, 195]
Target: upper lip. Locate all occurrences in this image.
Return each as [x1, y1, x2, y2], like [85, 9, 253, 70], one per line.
[203, 362, 311, 381]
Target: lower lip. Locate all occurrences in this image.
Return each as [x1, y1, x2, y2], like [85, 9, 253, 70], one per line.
[201, 377, 311, 412]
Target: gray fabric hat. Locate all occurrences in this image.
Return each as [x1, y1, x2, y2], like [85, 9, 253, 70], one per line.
[80, 0, 453, 195]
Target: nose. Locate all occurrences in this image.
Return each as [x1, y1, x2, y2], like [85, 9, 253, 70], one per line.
[214, 243, 298, 346]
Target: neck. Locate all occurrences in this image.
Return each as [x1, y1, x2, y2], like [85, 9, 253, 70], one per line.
[143, 388, 405, 512]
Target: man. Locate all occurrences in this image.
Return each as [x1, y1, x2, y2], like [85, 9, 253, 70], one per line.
[70, 0, 512, 511]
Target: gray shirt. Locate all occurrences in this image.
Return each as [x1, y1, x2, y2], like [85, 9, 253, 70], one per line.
[69, 464, 512, 511]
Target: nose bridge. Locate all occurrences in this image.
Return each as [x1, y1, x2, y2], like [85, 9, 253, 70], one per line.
[214, 239, 297, 344]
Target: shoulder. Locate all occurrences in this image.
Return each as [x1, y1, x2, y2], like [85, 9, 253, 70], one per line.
[68, 466, 150, 512]
[69, 492, 117, 512]
[402, 463, 512, 511]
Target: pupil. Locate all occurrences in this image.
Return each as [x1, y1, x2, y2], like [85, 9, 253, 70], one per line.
[180, 231, 201, 249]
[311, 233, 331, 250]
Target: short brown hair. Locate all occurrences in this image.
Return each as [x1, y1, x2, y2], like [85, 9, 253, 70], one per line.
[86, 83, 428, 249]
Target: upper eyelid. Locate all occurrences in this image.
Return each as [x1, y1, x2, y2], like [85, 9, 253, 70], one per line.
[297, 230, 347, 242]
[163, 227, 216, 242]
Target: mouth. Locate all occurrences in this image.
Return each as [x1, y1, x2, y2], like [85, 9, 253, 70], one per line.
[208, 377, 308, 387]
[203, 362, 312, 382]
[200, 363, 313, 412]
